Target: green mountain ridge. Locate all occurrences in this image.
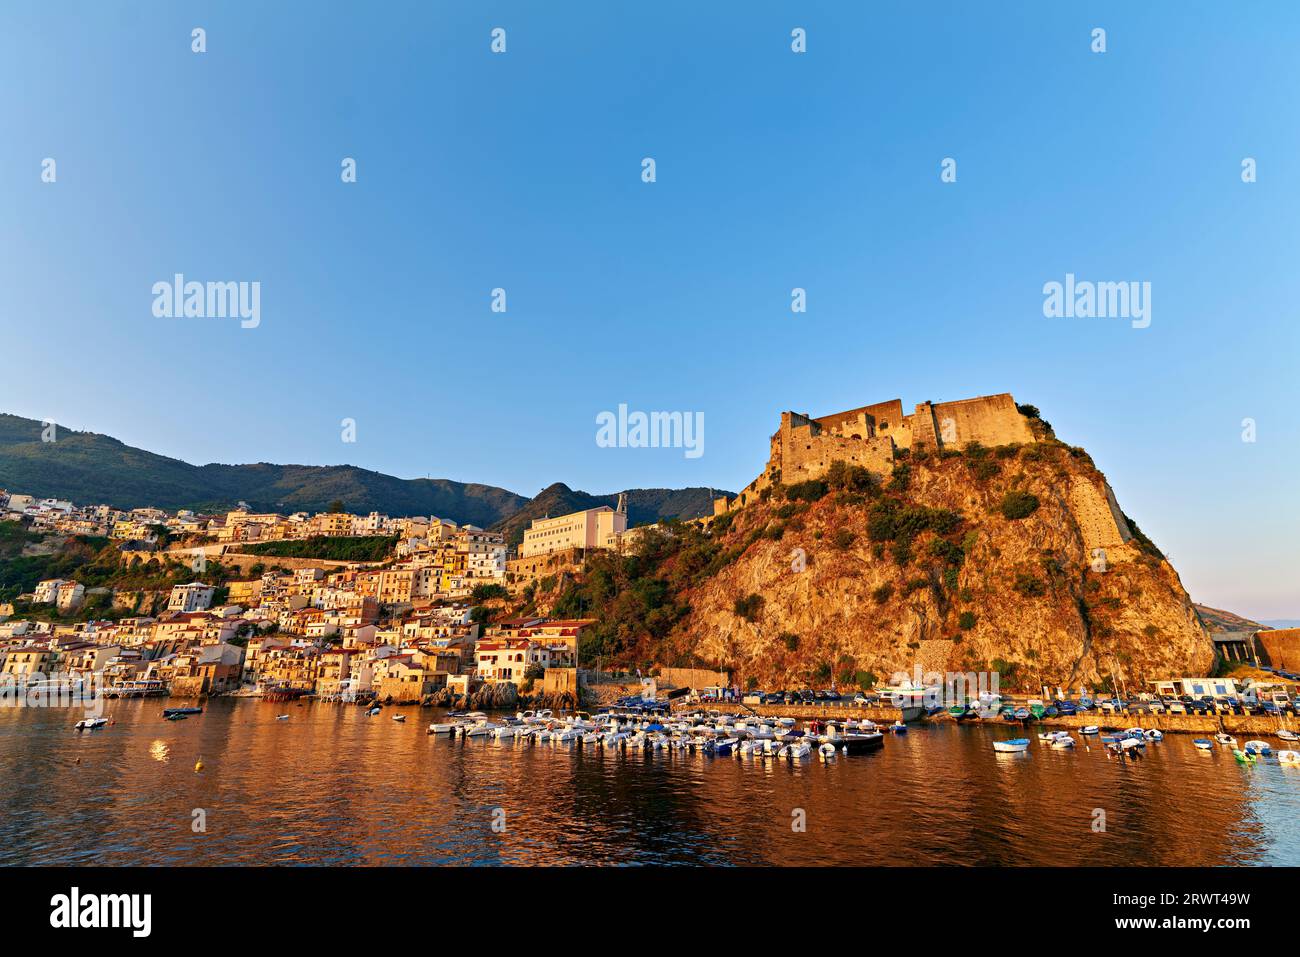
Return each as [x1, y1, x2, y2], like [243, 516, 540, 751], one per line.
[0, 413, 723, 531]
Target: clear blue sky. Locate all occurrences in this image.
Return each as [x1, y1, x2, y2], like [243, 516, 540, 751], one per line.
[1, 2, 1296, 618]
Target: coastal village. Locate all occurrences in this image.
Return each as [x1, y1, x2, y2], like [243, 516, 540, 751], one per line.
[0, 487, 649, 707]
[2, 393, 1299, 735]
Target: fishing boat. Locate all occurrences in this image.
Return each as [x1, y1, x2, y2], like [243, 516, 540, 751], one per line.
[1215, 733, 1237, 747]
[1193, 738, 1214, 750]
[889, 721, 908, 734]
[1277, 729, 1299, 742]
[783, 740, 812, 759]
[162, 707, 203, 717]
[391, 714, 406, 723]
[1014, 708, 1031, 721]
[993, 738, 1030, 753]
[1144, 729, 1164, 741]
[1244, 740, 1272, 756]
[74, 716, 108, 730]
[1277, 750, 1300, 765]
[1080, 725, 1100, 735]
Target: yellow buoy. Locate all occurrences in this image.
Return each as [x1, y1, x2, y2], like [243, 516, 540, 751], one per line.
[194, 759, 204, 772]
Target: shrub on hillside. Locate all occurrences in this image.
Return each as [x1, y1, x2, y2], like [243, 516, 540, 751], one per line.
[1000, 490, 1040, 520]
[734, 593, 765, 622]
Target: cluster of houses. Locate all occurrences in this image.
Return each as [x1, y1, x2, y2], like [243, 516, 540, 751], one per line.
[2, 489, 453, 547]
[0, 486, 641, 703]
[1, 570, 593, 701]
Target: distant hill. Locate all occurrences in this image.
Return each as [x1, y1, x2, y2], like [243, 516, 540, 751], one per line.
[1259, 620, 1300, 630]
[490, 482, 723, 546]
[0, 413, 725, 533]
[1194, 603, 1265, 633]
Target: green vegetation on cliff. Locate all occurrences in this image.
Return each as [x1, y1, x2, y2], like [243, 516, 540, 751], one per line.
[240, 535, 398, 562]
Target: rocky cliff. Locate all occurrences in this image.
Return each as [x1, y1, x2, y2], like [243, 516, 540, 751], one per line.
[653, 439, 1213, 693]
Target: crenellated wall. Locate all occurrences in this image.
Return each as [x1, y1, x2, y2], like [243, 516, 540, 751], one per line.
[711, 392, 1038, 516]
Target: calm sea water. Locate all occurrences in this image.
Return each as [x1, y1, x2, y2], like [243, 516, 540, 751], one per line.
[2, 698, 1297, 866]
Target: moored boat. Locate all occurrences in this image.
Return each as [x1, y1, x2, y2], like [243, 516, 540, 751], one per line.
[1277, 729, 1299, 742]
[1278, 750, 1300, 765]
[1080, 725, 1100, 735]
[74, 716, 108, 730]
[1244, 740, 1272, 756]
[162, 707, 203, 717]
[993, 738, 1030, 753]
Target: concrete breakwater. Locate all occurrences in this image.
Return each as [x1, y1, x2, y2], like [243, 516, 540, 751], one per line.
[1035, 712, 1300, 737]
[675, 701, 1299, 737]
[670, 701, 920, 723]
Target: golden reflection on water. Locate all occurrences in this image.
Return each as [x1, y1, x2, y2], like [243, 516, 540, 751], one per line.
[0, 698, 1297, 865]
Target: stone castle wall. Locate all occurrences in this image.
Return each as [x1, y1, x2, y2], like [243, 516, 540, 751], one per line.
[1068, 476, 1136, 565]
[713, 392, 1038, 515]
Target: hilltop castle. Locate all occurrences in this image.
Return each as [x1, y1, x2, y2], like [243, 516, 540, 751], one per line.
[712, 390, 1139, 567]
[715, 393, 1037, 513]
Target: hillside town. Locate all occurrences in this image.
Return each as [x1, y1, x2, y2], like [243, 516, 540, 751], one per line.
[0, 485, 654, 704]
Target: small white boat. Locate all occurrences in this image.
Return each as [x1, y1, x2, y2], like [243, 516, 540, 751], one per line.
[1144, 729, 1163, 741]
[1193, 738, 1214, 750]
[581, 731, 602, 746]
[818, 742, 838, 759]
[1051, 735, 1075, 749]
[1080, 725, 1100, 735]
[1277, 750, 1300, 765]
[784, 741, 812, 759]
[427, 722, 459, 735]
[1277, 729, 1299, 742]
[391, 714, 406, 723]
[993, 738, 1030, 753]
[276, 714, 290, 721]
[366, 707, 381, 716]
[1244, 740, 1272, 756]
[493, 725, 519, 739]
[1215, 733, 1237, 747]
[74, 716, 108, 730]
[464, 722, 497, 738]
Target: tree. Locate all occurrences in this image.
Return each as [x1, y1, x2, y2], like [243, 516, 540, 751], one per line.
[327, 500, 346, 514]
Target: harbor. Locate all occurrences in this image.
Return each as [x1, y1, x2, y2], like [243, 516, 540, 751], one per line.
[6, 695, 1300, 867]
